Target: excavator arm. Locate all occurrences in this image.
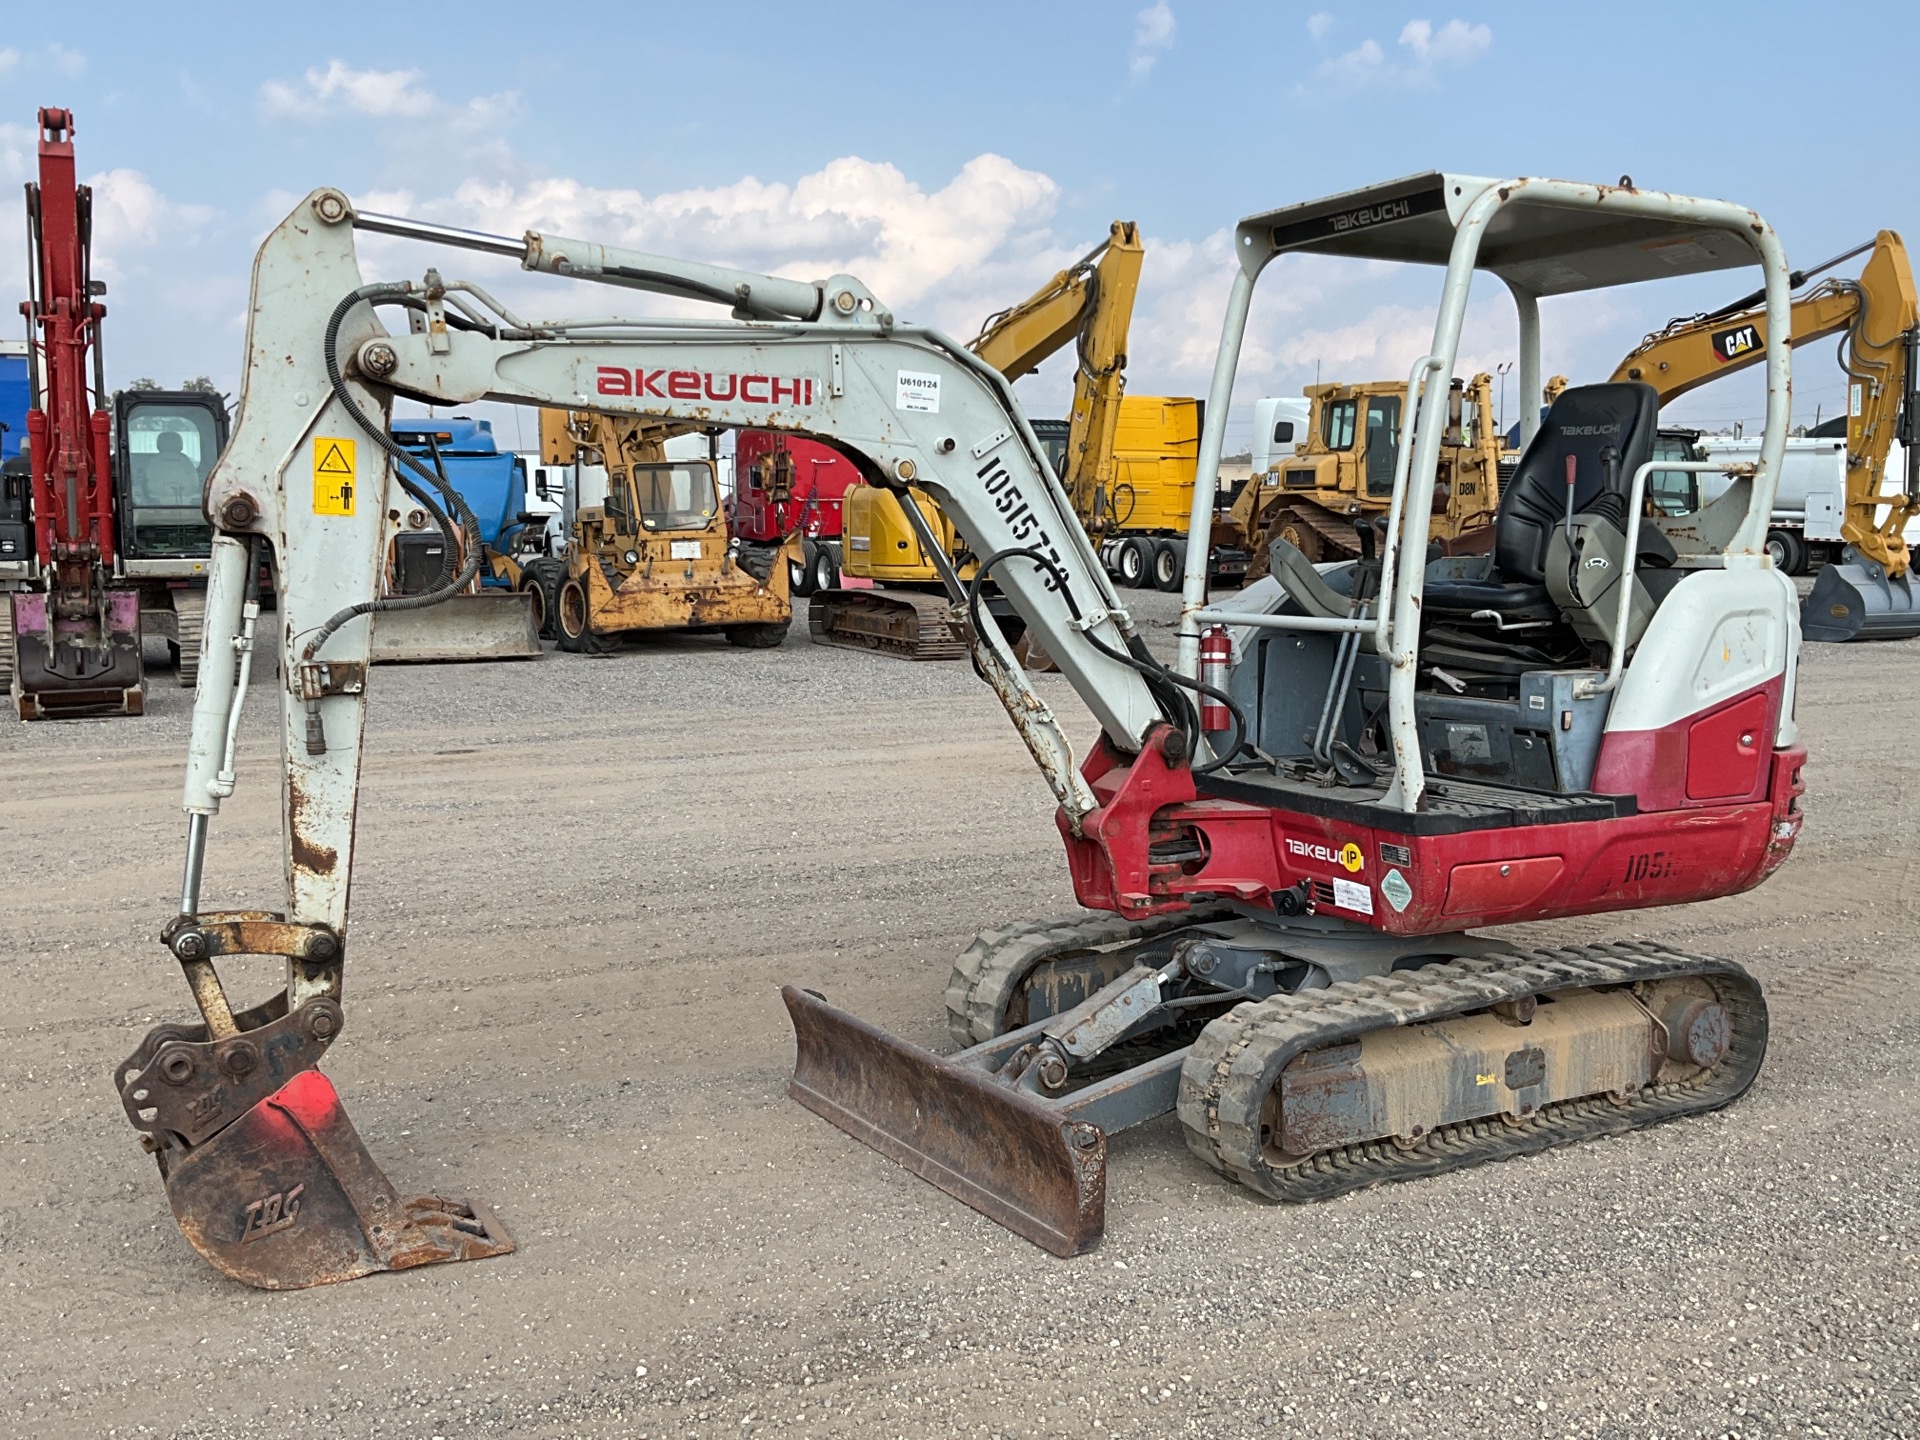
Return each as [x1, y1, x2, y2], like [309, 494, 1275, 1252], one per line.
[119, 190, 1191, 1288]
[970, 221, 1145, 530]
[1613, 230, 1919, 577]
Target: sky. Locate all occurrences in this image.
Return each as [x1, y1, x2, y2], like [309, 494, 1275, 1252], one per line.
[4, 0, 1915, 453]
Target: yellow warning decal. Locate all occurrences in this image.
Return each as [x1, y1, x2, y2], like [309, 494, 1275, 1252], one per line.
[313, 437, 356, 516]
[1337, 842, 1365, 873]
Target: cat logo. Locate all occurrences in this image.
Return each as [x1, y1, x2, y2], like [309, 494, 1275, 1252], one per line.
[1711, 322, 1762, 365]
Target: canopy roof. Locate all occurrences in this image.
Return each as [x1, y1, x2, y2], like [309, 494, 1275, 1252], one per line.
[1236, 173, 1759, 296]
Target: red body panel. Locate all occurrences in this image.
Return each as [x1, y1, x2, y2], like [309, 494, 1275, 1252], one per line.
[732, 430, 859, 543]
[1058, 707, 1805, 934]
[1591, 677, 1785, 811]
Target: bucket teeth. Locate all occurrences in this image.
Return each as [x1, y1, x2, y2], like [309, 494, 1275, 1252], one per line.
[159, 1070, 514, 1290]
[783, 985, 1106, 1257]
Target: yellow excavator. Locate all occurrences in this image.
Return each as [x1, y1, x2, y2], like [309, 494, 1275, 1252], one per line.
[1229, 372, 1504, 577]
[1611, 229, 1919, 640]
[811, 221, 1207, 656]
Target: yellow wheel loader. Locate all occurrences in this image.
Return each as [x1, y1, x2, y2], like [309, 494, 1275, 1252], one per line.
[497, 408, 793, 652]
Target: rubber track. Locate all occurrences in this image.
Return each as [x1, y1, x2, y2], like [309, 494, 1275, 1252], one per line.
[809, 589, 966, 661]
[0, 595, 12, 695]
[944, 908, 1233, 1049]
[172, 591, 204, 690]
[1177, 940, 1767, 1202]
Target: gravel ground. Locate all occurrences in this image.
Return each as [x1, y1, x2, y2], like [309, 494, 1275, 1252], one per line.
[2, 586, 1917, 1438]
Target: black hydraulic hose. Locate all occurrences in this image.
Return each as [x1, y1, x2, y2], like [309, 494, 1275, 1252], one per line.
[964, 545, 1250, 775]
[301, 283, 487, 661]
[603, 265, 802, 320]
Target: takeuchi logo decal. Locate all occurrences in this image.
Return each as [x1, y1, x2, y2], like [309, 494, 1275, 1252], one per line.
[1286, 838, 1365, 873]
[595, 367, 815, 406]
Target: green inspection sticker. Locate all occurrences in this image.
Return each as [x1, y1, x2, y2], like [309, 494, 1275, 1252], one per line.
[1380, 868, 1413, 913]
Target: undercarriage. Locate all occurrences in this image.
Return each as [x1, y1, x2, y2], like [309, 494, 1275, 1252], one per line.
[789, 912, 1764, 1255]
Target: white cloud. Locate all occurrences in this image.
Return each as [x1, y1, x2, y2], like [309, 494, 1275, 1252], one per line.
[260, 59, 511, 127]
[0, 120, 32, 182]
[87, 169, 214, 252]
[0, 44, 85, 82]
[1313, 16, 1491, 90]
[1129, 2, 1176, 79]
[366, 153, 1065, 327]
[1306, 12, 1334, 39]
[1398, 18, 1491, 66]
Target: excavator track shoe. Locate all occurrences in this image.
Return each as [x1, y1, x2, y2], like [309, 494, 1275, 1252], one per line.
[1799, 561, 1920, 642]
[784, 985, 1105, 1257]
[1180, 941, 1766, 1202]
[807, 588, 966, 660]
[156, 1069, 514, 1290]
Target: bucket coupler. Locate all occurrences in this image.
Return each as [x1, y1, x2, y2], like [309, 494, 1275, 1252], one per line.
[783, 958, 1211, 1256]
[115, 912, 513, 1289]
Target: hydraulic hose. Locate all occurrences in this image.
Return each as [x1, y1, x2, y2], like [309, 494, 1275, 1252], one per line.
[964, 545, 1249, 775]
[301, 283, 487, 661]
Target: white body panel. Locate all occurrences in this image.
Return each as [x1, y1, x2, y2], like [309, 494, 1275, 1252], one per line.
[1603, 566, 1800, 744]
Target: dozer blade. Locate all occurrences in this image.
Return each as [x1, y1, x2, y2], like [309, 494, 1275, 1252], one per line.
[1800, 560, 1920, 642]
[369, 591, 543, 663]
[160, 1069, 514, 1290]
[782, 985, 1106, 1257]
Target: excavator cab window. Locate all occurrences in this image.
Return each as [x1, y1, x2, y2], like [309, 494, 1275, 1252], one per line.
[1030, 420, 1072, 479]
[1322, 398, 1358, 450]
[1363, 395, 1401, 496]
[633, 460, 719, 532]
[1648, 432, 1704, 516]
[122, 399, 221, 555]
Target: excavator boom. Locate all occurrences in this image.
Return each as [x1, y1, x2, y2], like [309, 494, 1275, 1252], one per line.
[9, 108, 143, 718]
[1613, 229, 1920, 637]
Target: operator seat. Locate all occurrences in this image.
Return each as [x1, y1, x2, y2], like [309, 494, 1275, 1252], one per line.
[1425, 382, 1664, 616]
[1416, 382, 1675, 681]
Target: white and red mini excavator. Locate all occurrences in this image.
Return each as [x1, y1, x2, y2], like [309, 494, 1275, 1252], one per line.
[118, 174, 1804, 1287]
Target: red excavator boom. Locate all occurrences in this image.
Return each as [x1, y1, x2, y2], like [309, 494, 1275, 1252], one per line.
[9, 106, 144, 718]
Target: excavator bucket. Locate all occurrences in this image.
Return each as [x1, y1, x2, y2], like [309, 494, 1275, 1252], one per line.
[9, 590, 145, 719]
[1800, 560, 1920, 642]
[782, 986, 1107, 1257]
[369, 591, 543, 663]
[154, 1068, 514, 1290]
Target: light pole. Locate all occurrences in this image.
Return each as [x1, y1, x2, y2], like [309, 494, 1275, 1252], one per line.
[1496, 361, 1514, 440]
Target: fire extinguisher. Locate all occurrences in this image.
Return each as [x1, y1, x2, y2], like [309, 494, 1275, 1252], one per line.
[1199, 625, 1231, 732]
